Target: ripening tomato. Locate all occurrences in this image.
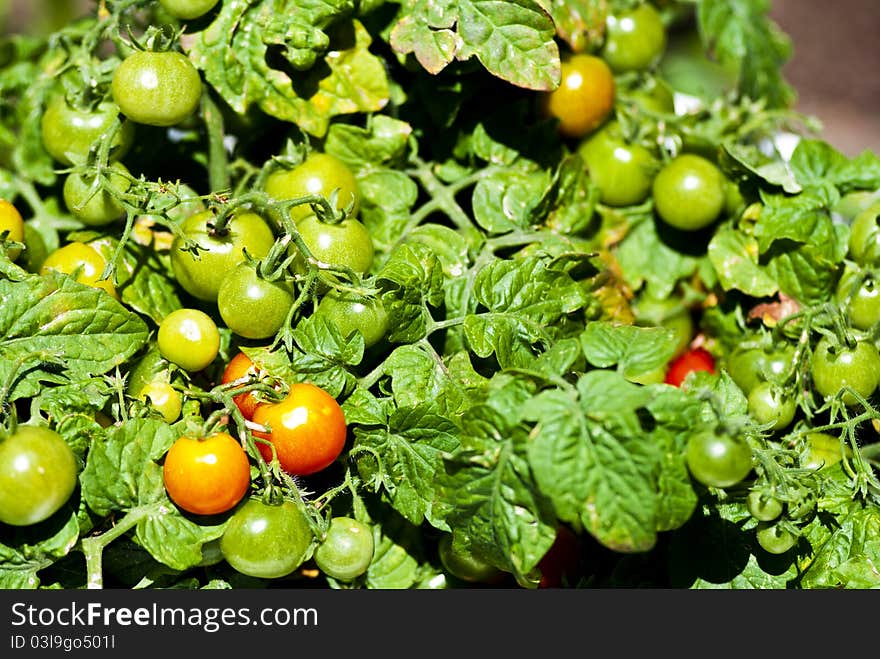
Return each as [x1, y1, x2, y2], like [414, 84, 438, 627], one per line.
[0, 198, 25, 261]
[221, 351, 274, 420]
[542, 54, 615, 139]
[251, 382, 347, 476]
[162, 431, 251, 516]
[664, 347, 716, 387]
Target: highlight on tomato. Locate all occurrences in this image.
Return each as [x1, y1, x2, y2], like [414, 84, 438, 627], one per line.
[162, 431, 251, 516]
[251, 382, 347, 476]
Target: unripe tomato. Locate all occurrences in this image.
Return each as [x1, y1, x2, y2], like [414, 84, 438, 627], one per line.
[111, 50, 203, 127]
[40, 241, 118, 298]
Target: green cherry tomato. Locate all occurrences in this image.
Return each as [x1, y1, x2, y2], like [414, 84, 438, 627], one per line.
[746, 490, 784, 522]
[111, 50, 203, 127]
[170, 210, 276, 302]
[314, 289, 389, 349]
[0, 425, 78, 526]
[62, 162, 132, 227]
[264, 153, 361, 223]
[159, 0, 220, 20]
[810, 336, 880, 406]
[40, 94, 134, 166]
[137, 380, 183, 423]
[438, 533, 504, 584]
[578, 121, 659, 207]
[652, 153, 726, 231]
[217, 263, 295, 339]
[601, 3, 667, 73]
[799, 432, 851, 471]
[314, 516, 375, 582]
[724, 344, 794, 395]
[755, 521, 798, 555]
[0, 199, 25, 262]
[848, 201, 880, 266]
[747, 381, 796, 431]
[39, 241, 118, 298]
[835, 265, 880, 331]
[685, 429, 753, 489]
[542, 54, 615, 139]
[19, 224, 48, 273]
[294, 213, 375, 276]
[157, 308, 220, 372]
[220, 498, 315, 579]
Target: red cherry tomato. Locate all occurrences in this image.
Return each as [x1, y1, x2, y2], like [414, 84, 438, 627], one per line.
[664, 347, 716, 387]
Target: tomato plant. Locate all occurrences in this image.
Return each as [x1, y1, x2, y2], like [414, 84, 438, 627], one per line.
[39, 241, 118, 298]
[40, 93, 134, 166]
[652, 153, 726, 231]
[314, 516, 375, 582]
[664, 347, 716, 387]
[542, 53, 614, 139]
[221, 352, 265, 420]
[601, 3, 667, 73]
[725, 344, 795, 396]
[314, 289, 389, 349]
[0, 198, 25, 261]
[0, 425, 78, 526]
[111, 49, 203, 127]
[170, 210, 276, 302]
[294, 213, 374, 277]
[264, 152, 361, 223]
[62, 162, 132, 227]
[217, 263, 295, 339]
[157, 307, 220, 372]
[810, 336, 880, 406]
[220, 497, 314, 579]
[577, 121, 659, 207]
[252, 382, 347, 476]
[162, 431, 251, 516]
[685, 429, 753, 489]
[438, 533, 504, 585]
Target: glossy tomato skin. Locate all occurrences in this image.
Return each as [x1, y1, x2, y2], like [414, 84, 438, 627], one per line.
[314, 516, 375, 582]
[0, 198, 25, 261]
[835, 266, 880, 331]
[157, 308, 221, 372]
[39, 241, 118, 298]
[264, 153, 361, 223]
[747, 381, 796, 431]
[652, 154, 726, 231]
[137, 380, 183, 423]
[162, 432, 250, 516]
[170, 210, 276, 302]
[217, 264, 295, 340]
[685, 429, 753, 489]
[251, 382, 347, 476]
[159, 0, 220, 20]
[294, 213, 375, 276]
[725, 344, 794, 395]
[221, 352, 265, 420]
[755, 521, 798, 555]
[810, 336, 880, 406]
[799, 432, 851, 471]
[62, 162, 131, 227]
[543, 54, 615, 139]
[746, 490, 784, 522]
[111, 50, 202, 127]
[314, 290, 389, 349]
[0, 425, 78, 526]
[664, 347, 716, 387]
[40, 94, 134, 166]
[220, 498, 315, 579]
[578, 121, 658, 207]
[601, 3, 667, 73]
[848, 201, 880, 266]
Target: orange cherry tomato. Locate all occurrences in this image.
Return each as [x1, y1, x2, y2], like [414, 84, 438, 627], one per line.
[162, 431, 251, 515]
[542, 54, 615, 139]
[221, 352, 264, 420]
[251, 382, 347, 476]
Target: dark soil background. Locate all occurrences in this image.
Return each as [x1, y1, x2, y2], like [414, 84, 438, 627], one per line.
[3, 0, 879, 157]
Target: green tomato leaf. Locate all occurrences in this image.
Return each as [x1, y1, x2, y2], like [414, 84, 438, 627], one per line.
[377, 242, 445, 343]
[0, 513, 80, 589]
[0, 272, 149, 401]
[325, 116, 413, 170]
[579, 320, 679, 380]
[538, 0, 608, 52]
[353, 403, 460, 528]
[189, 3, 388, 137]
[472, 168, 551, 234]
[707, 225, 779, 298]
[389, 0, 560, 91]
